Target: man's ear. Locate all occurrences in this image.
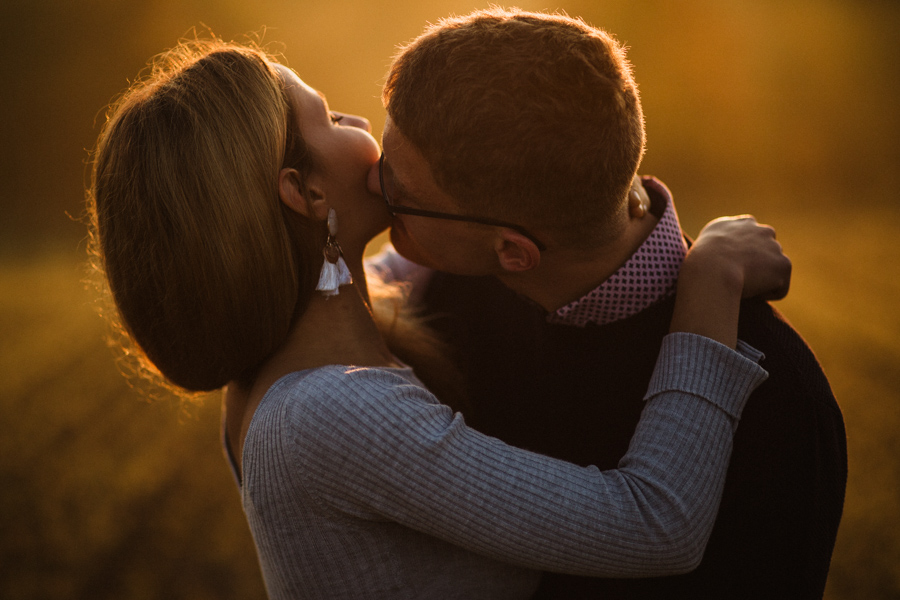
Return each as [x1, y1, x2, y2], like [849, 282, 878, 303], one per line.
[495, 230, 541, 272]
[278, 168, 328, 218]
[627, 177, 651, 219]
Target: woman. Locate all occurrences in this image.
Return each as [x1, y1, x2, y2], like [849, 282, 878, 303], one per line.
[88, 40, 787, 599]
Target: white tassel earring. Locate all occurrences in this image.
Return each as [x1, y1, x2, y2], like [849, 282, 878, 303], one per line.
[315, 208, 352, 297]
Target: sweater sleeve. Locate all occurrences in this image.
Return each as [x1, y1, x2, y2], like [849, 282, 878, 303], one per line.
[287, 332, 767, 577]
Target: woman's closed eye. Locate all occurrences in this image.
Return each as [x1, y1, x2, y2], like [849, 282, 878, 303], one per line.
[330, 113, 344, 125]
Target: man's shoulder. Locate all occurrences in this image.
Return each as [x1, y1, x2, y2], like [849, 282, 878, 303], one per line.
[730, 299, 845, 483]
[736, 299, 836, 402]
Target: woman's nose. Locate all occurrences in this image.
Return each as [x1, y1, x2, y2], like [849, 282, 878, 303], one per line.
[333, 112, 371, 133]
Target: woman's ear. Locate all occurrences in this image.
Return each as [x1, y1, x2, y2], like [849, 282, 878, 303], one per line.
[278, 168, 328, 219]
[278, 168, 308, 215]
[494, 230, 541, 272]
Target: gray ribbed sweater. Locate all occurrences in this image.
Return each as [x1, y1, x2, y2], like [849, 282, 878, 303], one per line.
[229, 333, 767, 599]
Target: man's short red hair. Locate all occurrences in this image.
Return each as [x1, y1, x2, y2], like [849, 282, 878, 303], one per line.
[383, 8, 645, 248]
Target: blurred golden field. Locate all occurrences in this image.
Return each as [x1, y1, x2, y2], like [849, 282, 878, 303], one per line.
[1, 0, 898, 598]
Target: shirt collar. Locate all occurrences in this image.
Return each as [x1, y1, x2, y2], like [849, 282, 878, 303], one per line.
[547, 177, 687, 327]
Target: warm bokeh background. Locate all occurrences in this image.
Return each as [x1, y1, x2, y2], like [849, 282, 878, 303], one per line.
[1, 0, 897, 598]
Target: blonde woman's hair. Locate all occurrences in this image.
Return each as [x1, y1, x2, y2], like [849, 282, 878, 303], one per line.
[88, 40, 322, 392]
[87, 38, 464, 409]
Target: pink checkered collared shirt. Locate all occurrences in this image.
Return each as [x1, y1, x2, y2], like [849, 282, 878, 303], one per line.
[547, 177, 687, 327]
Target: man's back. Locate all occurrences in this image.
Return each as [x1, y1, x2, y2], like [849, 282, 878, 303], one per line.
[422, 272, 846, 599]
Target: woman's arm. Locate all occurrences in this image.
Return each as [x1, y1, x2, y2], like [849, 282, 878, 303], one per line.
[286, 338, 765, 578]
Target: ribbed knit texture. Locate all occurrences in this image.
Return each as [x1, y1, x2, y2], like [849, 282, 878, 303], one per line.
[231, 334, 766, 600]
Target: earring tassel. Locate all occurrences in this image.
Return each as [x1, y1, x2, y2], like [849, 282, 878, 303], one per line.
[316, 254, 352, 297]
[316, 208, 352, 297]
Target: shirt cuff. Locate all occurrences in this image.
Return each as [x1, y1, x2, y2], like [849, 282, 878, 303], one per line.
[643, 332, 768, 423]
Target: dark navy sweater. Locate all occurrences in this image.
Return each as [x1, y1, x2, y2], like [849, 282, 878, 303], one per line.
[422, 268, 846, 599]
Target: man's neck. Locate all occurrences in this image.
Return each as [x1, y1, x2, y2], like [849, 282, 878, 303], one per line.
[497, 211, 659, 313]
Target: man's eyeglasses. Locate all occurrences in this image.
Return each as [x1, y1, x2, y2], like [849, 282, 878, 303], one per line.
[378, 153, 547, 251]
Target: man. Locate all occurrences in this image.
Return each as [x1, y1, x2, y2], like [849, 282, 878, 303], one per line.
[368, 8, 846, 599]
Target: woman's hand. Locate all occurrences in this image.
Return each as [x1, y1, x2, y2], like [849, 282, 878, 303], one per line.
[690, 215, 791, 300]
[670, 215, 792, 348]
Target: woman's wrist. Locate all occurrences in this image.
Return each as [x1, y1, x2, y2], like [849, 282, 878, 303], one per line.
[670, 254, 743, 349]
